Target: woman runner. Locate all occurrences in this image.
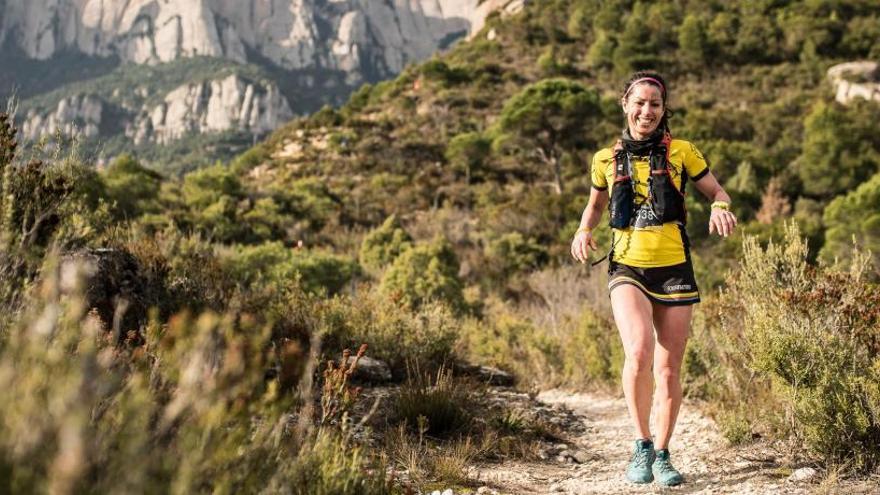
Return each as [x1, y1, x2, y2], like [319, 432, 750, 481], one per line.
[570, 71, 737, 486]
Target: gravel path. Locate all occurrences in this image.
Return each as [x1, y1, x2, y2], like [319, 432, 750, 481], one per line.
[471, 390, 814, 494]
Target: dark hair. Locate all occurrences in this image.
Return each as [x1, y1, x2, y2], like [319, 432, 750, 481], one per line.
[621, 70, 673, 134]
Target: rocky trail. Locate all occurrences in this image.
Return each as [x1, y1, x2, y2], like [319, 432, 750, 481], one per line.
[461, 389, 876, 495]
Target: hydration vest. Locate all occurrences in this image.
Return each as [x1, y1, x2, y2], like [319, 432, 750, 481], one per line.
[608, 133, 687, 230]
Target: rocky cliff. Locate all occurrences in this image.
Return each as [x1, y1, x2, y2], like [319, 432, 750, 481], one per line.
[4, 0, 520, 152]
[1, 0, 494, 78]
[20, 72, 293, 145]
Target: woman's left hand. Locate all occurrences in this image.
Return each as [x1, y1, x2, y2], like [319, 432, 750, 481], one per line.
[709, 207, 737, 237]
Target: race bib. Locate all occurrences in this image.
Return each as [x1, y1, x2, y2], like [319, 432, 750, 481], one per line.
[632, 202, 663, 229]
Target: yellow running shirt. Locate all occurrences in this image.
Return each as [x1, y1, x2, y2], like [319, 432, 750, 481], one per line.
[590, 139, 709, 268]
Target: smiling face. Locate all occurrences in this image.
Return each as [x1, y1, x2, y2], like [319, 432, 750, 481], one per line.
[621, 83, 664, 140]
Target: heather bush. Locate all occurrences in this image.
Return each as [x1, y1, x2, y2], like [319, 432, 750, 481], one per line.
[700, 223, 880, 469]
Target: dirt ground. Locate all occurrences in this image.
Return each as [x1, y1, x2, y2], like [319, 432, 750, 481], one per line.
[466, 390, 878, 495]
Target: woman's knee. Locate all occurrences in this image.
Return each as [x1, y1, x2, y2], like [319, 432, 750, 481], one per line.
[623, 341, 654, 373]
[654, 364, 681, 384]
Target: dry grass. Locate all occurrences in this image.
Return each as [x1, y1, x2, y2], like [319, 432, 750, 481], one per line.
[392, 362, 473, 436]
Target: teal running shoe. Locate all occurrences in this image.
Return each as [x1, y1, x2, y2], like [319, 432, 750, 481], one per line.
[625, 439, 656, 484]
[653, 449, 684, 486]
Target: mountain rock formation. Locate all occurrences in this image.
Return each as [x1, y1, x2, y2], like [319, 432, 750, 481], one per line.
[129, 74, 293, 146]
[3, 0, 523, 154]
[1, 0, 495, 80]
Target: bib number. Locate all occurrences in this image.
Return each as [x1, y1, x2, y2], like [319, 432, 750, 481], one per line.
[633, 203, 662, 228]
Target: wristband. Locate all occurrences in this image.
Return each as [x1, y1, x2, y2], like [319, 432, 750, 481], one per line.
[575, 226, 592, 235]
[711, 201, 730, 211]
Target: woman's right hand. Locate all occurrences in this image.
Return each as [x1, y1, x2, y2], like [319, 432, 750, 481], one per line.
[571, 229, 598, 264]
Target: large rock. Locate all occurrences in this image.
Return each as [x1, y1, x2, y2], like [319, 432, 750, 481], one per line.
[61, 248, 150, 343]
[350, 355, 393, 383]
[127, 74, 294, 145]
[453, 361, 515, 386]
[827, 61, 880, 105]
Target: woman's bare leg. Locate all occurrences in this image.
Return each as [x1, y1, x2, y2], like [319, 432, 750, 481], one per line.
[610, 284, 655, 441]
[651, 303, 692, 450]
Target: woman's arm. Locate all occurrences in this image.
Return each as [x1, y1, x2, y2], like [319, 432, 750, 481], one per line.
[571, 187, 609, 263]
[692, 171, 737, 237]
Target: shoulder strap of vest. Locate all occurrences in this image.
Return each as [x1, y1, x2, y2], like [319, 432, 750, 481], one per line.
[612, 140, 629, 181]
[649, 133, 673, 172]
[648, 133, 685, 193]
[662, 132, 672, 163]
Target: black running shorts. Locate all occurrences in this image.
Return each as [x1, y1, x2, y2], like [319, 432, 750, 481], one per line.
[608, 260, 701, 306]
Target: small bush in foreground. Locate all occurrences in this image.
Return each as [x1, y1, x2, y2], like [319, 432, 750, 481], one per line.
[721, 223, 880, 470]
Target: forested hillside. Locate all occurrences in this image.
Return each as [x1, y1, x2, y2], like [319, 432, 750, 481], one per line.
[1, 1, 879, 493]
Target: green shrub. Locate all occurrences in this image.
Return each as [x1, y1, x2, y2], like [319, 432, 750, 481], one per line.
[270, 178, 340, 237]
[796, 101, 880, 199]
[564, 310, 624, 385]
[677, 14, 708, 67]
[484, 232, 547, 276]
[459, 304, 618, 389]
[319, 291, 458, 378]
[379, 238, 466, 314]
[181, 163, 246, 242]
[419, 59, 472, 87]
[587, 30, 615, 69]
[445, 132, 491, 185]
[724, 223, 880, 470]
[229, 144, 270, 173]
[222, 241, 359, 296]
[495, 78, 601, 194]
[358, 214, 413, 275]
[821, 171, 880, 272]
[101, 154, 163, 220]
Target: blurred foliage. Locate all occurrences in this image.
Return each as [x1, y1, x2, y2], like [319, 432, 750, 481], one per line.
[0, 264, 393, 494]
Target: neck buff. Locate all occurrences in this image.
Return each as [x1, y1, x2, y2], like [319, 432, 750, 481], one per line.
[621, 128, 666, 156]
